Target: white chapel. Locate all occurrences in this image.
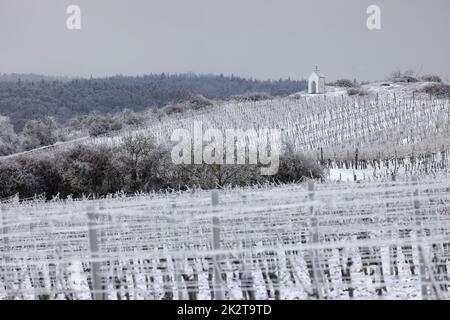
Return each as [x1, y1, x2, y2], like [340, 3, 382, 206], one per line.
[308, 66, 326, 94]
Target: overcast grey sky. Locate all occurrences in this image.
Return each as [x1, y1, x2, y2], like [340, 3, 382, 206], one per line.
[1, 0, 449, 81]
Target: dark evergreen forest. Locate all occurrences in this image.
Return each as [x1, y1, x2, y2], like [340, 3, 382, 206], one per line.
[0, 73, 306, 130]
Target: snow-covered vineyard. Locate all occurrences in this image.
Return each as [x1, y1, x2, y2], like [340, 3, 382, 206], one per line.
[1, 175, 449, 300]
[3, 93, 449, 164]
[97, 93, 450, 158]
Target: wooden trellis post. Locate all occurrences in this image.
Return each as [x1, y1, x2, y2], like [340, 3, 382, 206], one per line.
[211, 191, 224, 300]
[87, 204, 106, 300]
[320, 147, 324, 166]
[172, 203, 185, 301]
[309, 181, 324, 299]
[1, 204, 9, 258]
[412, 178, 429, 300]
[1, 204, 12, 300]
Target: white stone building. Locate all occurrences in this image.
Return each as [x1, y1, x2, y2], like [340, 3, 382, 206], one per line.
[308, 67, 326, 94]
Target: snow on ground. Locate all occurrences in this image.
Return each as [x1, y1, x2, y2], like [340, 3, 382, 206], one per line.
[1, 81, 450, 300]
[328, 168, 375, 182]
[289, 86, 348, 99]
[1, 175, 449, 300]
[2, 80, 449, 163]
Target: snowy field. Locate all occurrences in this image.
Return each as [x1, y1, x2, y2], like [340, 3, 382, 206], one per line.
[1, 175, 449, 300]
[91, 91, 450, 160]
[2, 86, 449, 165]
[1, 83, 449, 300]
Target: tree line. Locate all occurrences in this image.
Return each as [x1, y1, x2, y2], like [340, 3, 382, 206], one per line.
[0, 73, 306, 131]
[0, 135, 323, 201]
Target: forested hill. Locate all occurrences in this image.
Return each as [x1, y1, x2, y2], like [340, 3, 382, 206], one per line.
[0, 73, 70, 82]
[0, 73, 306, 130]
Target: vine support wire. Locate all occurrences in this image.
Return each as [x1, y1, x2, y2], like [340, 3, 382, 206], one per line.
[0, 177, 449, 300]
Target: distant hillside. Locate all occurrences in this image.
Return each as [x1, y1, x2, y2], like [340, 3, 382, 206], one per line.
[0, 73, 306, 130]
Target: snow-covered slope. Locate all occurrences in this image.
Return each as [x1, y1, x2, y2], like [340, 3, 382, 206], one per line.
[2, 81, 449, 164]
